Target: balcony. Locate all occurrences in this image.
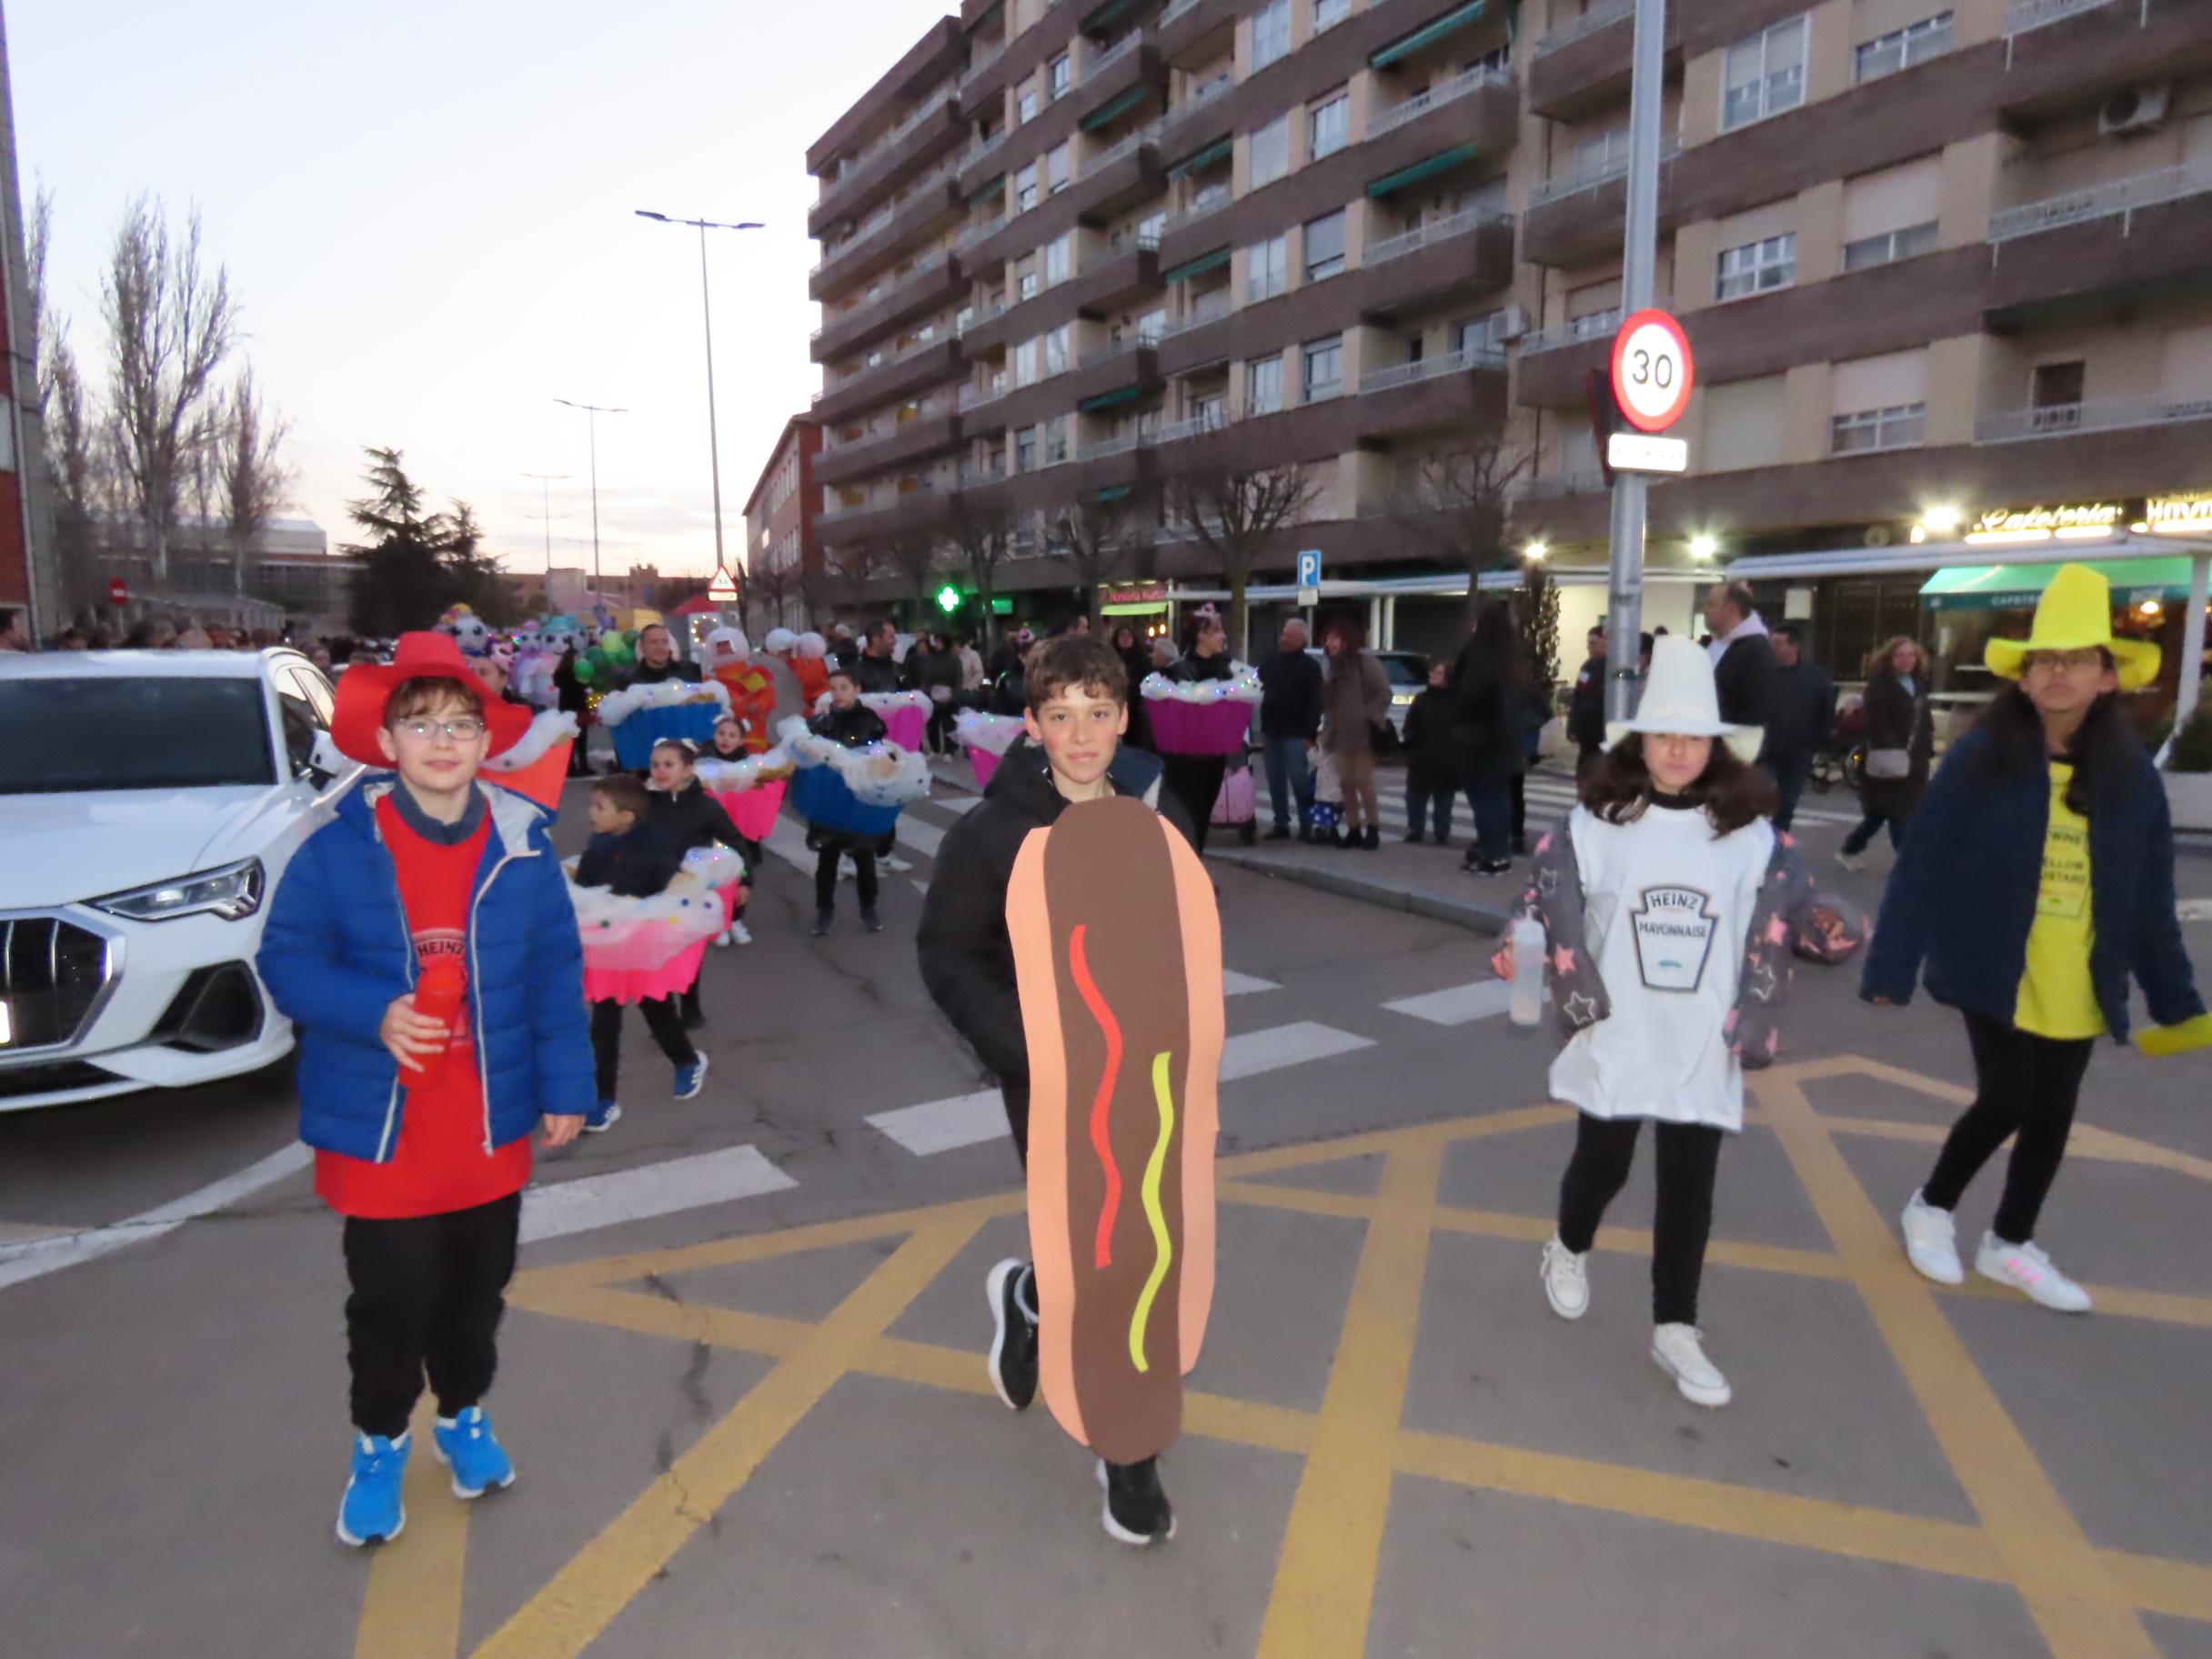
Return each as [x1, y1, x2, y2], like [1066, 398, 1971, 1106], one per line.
[957, 128, 1011, 196]
[812, 336, 963, 427]
[1527, 0, 1678, 123]
[812, 412, 964, 488]
[1157, 0, 1236, 62]
[1066, 340, 1161, 412]
[817, 483, 952, 545]
[1510, 471, 1608, 503]
[1359, 208, 1513, 319]
[812, 252, 965, 364]
[2005, 0, 2117, 38]
[1075, 32, 1165, 131]
[955, 211, 1008, 253]
[1987, 162, 2212, 322]
[810, 174, 964, 299]
[1359, 345, 1509, 436]
[1514, 308, 1620, 407]
[1366, 65, 1514, 142]
[1523, 308, 1622, 354]
[1976, 389, 2212, 445]
[1074, 124, 1165, 226]
[1523, 141, 1678, 267]
[807, 92, 964, 239]
[1070, 240, 1161, 317]
[1159, 72, 1234, 146]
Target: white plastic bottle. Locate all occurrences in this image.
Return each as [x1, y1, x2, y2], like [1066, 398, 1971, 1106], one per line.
[1508, 915, 1547, 1028]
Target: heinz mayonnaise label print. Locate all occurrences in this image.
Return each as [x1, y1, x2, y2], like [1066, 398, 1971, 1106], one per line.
[1632, 885, 1717, 993]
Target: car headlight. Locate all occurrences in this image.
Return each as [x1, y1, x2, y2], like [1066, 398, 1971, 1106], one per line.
[1392, 693, 1415, 706]
[92, 858, 266, 922]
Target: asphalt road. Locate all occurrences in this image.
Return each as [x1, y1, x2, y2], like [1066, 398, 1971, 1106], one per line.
[4, 769, 2209, 1659]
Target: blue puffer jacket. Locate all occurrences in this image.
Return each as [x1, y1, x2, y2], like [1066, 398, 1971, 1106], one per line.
[1861, 729, 2202, 1042]
[257, 779, 596, 1161]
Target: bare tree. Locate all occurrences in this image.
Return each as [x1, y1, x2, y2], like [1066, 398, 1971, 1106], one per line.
[99, 196, 237, 581]
[1163, 439, 1322, 657]
[944, 498, 1015, 654]
[795, 548, 833, 630]
[826, 538, 894, 625]
[746, 554, 792, 638]
[30, 187, 111, 618]
[1388, 438, 1534, 628]
[1041, 492, 1151, 632]
[215, 367, 293, 594]
[887, 528, 944, 623]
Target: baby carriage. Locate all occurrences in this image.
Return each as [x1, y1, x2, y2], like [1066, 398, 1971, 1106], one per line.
[1209, 743, 1260, 847]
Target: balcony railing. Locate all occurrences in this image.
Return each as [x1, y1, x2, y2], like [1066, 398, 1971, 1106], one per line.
[963, 129, 1010, 171]
[1154, 290, 1232, 338]
[2005, 0, 2117, 38]
[816, 334, 958, 406]
[958, 456, 1006, 485]
[1161, 73, 1232, 134]
[822, 478, 940, 521]
[1359, 345, 1505, 397]
[1090, 121, 1161, 174]
[1365, 205, 1511, 266]
[1523, 307, 1622, 353]
[1153, 408, 1232, 445]
[1084, 29, 1146, 82]
[1365, 65, 1513, 140]
[1159, 0, 1204, 25]
[960, 40, 1007, 87]
[1533, 0, 1634, 56]
[955, 297, 1006, 335]
[957, 376, 1010, 412]
[1989, 157, 2212, 244]
[1977, 388, 2212, 444]
[815, 252, 954, 344]
[819, 90, 955, 211]
[1160, 186, 1231, 236]
[1529, 139, 1678, 207]
[1510, 471, 1608, 501]
[1077, 430, 1147, 462]
[956, 212, 1008, 250]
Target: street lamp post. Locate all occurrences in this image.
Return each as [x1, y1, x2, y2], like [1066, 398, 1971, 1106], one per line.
[635, 210, 763, 598]
[553, 398, 627, 609]
[519, 471, 568, 573]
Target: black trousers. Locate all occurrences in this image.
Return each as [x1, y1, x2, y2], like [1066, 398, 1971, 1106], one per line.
[342, 1191, 522, 1440]
[1923, 1010, 2096, 1244]
[1510, 771, 1527, 846]
[1160, 753, 1228, 855]
[590, 995, 697, 1101]
[815, 843, 879, 912]
[1000, 1078, 1031, 1169]
[1556, 1113, 1724, 1326]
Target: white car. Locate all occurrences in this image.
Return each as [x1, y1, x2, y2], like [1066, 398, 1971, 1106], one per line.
[0, 649, 363, 1111]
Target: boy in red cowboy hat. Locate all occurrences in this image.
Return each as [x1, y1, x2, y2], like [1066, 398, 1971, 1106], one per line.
[257, 631, 594, 1549]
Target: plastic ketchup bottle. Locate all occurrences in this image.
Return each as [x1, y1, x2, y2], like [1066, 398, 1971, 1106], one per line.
[407, 959, 467, 1083]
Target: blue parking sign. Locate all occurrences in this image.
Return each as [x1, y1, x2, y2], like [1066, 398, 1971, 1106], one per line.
[1296, 548, 1322, 592]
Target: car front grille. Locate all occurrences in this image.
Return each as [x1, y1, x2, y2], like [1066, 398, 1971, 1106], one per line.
[1, 916, 115, 1052]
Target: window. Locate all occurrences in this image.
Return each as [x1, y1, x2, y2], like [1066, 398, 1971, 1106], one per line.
[1721, 15, 1806, 132]
[1310, 91, 1350, 159]
[1246, 357, 1284, 414]
[1702, 375, 1788, 473]
[1138, 208, 1167, 244]
[1843, 220, 1938, 271]
[1193, 392, 1228, 427]
[1014, 337, 1042, 387]
[1855, 12, 1952, 84]
[1048, 142, 1072, 195]
[1043, 324, 1073, 377]
[1831, 348, 1928, 453]
[1016, 162, 1040, 212]
[1043, 233, 1073, 287]
[1830, 404, 1925, 453]
[1452, 310, 1511, 353]
[1303, 210, 1345, 282]
[1016, 254, 1040, 300]
[2031, 360, 2086, 429]
[1250, 115, 1290, 188]
[1050, 53, 1071, 99]
[1016, 428, 1038, 471]
[1302, 334, 1343, 401]
[1313, 0, 1351, 29]
[1252, 0, 1292, 69]
[1043, 417, 1070, 465]
[1138, 305, 1169, 342]
[1842, 156, 1942, 271]
[1019, 88, 1040, 124]
[1248, 234, 1289, 301]
[1715, 233, 1795, 301]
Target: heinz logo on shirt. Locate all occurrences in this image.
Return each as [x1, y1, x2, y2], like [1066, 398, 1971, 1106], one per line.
[1632, 885, 1718, 993]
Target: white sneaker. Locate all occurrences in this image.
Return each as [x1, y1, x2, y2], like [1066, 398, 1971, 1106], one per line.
[1651, 1323, 1732, 1408]
[884, 853, 914, 873]
[1900, 1190, 1965, 1285]
[1975, 1233, 2093, 1313]
[729, 920, 752, 946]
[1539, 1236, 1589, 1321]
[1834, 850, 1865, 873]
[712, 928, 733, 948]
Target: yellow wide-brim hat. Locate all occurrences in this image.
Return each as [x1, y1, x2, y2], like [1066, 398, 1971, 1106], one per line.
[1985, 562, 2161, 692]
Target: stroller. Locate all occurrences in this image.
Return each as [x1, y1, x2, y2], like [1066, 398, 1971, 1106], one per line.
[1210, 741, 1260, 847]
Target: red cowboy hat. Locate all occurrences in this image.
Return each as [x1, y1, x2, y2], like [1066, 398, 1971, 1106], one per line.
[331, 630, 533, 766]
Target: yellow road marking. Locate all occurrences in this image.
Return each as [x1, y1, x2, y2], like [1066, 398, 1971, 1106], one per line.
[353, 1399, 469, 1659]
[471, 1215, 981, 1659]
[1822, 1113, 2212, 1185]
[1755, 1071, 2158, 1658]
[1255, 1137, 1444, 1659]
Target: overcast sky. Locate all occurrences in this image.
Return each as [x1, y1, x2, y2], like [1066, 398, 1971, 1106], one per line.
[15, 0, 947, 583]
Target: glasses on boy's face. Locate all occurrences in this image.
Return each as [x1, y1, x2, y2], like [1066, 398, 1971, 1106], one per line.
[397, 717, 486, 743]
[2024, 650, 2106, 677]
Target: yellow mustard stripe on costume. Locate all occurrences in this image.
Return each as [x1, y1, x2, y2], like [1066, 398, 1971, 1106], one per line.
[2016, 763, 2104, 1041]
[1130, 1051, 1178, 1373]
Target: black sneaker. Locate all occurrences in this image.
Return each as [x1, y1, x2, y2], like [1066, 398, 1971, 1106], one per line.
[1297, 824, 1314, 844]
[860, 907, 884, 934]
[811, 912, 833, 938]
[1402, 830, 1423, 844]
[985, 1259, 1039, 1411]
[1263, 825, 1292, 841]
[1098, 1457, 1175, 1545]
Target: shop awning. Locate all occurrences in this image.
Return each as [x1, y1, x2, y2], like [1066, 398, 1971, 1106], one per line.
[1081, 85, 1151, 130]
[1166, 138, 1233, 180]
[1368, 144, 1482, 198]
[1101, 599, 1167, 616]
[1162, 246, 1231, 283]
[1079, 385, 1143, 413]
[1921, 558, 2202, 611]
[1094, 485, 1134, 502]
[1372, 0, 1488, 68]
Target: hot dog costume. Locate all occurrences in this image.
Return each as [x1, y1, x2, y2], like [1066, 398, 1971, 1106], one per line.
[1005, 796, 1223, 1466]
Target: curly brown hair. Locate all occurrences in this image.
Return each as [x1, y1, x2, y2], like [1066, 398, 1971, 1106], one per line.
[1580, 734, 1778, 835]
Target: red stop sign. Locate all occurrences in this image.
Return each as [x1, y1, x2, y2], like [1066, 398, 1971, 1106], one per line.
[108, 578, 129, 605]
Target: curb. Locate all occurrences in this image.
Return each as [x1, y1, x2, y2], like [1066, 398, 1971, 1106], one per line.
[1204, 848, 1514, 936]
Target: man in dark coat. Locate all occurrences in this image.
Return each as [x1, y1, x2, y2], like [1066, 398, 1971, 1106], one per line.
[852, 618, 907, 694]
[620, 621, 703, 688]
[1766, 625, 1835, 832]
[1566, 623, 1608, 777]
[1257, 619, 1325, 840]
[1703, 580, 1778, 749]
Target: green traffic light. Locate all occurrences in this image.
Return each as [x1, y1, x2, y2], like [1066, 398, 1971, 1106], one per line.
[936, 585, 961, 613]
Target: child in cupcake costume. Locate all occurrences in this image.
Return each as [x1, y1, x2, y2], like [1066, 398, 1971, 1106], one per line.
[1496, 637, 1814, 1407]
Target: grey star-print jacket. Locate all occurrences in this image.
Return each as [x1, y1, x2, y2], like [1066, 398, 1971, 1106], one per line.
[1495, 808, 1818, 1069]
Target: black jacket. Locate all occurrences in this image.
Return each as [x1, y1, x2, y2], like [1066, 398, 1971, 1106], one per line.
[1767, 660, 1836, 759]
[1258, 648, 1325, 740]
[576, 821, 685, 900]
[623, 658, 702, 688]
[1170, 650, 1233, 685]
[916, 739, 1193, 1089]
[910, 648, 962, 698]
[1566, 653, 1608, 750]
[1712, 628, 1779, 736]
[809, 702, 889, 748]
[1449, 642, 1524, 783]
[853, 651, 906, 694]
[553, 649, 590, 715]
[1403, 686, 1459, 791]
[648, 778, 748, 854]
[1858, 667, 1935, 817]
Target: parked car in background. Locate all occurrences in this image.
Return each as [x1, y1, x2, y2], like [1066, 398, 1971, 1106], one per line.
[1305, 648, 1431, 739]
[0, 649, 363, 1111]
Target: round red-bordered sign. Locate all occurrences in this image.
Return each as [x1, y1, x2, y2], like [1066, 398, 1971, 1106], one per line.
[1610, 308, 1695, 433]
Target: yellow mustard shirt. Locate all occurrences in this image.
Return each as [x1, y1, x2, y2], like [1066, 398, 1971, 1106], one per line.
[2016, 762, 2105, 1040]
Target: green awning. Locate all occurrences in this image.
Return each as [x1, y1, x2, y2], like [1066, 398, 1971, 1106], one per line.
[1921, 558, 2199, 612]
[1166, 138, 1233, 180]
[1094, 485, 1134, 502]
[1101, 599, 1165, 616]
[1163, 246, 1231, 283]
[1367, 143, 1481, 197]
[966, 174, 1005, 205]
[1082, 0, 1144, 29]
[1081, 84, 1151, 130]
[1372, 0, 1488, 67]
[1079, 385, 1143, 413]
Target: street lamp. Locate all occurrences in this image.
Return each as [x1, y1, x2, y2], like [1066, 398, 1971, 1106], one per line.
[553, 398, 628, 608]
[635, 209, 764, 600]
[519, 471, 568, 573]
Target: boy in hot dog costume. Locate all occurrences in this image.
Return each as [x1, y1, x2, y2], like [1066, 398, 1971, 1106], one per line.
[919, 636, 1219, 1545]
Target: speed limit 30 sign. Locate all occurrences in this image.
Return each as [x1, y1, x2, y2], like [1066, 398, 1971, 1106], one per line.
[1610, 308, 1694, 433]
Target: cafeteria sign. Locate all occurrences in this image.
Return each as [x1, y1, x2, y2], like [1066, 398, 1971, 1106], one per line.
[1974, 502, 2123, 537]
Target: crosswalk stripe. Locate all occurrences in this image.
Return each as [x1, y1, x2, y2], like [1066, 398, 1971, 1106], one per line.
[519, 1145, 796, 1244]
[895, 814, 945, 857]
[866, 1019, 1374, 1156]
[1223, 970, 1281, 997]
[936, 795, 982, 815]
[1382, 980, 1514, 1027]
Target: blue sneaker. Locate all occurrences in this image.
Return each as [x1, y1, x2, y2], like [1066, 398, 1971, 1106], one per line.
[674, 1051, 709, 1101]
[337, 1431, 408, 1547]
[584, 1101, 622, 1134]
[432, 1406, 516, 1500]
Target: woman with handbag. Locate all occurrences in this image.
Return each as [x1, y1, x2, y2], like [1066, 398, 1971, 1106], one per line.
[1319, 618, 1391, 850]
[1837, 637, 1933, 870]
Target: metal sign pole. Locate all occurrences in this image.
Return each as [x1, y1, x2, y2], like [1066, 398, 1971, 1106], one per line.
[1605, 0, 1669, 722]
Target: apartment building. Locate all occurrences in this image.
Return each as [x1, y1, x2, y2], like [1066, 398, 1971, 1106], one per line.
[805, 0, 1526, 651]
[741, 415, 822, 633]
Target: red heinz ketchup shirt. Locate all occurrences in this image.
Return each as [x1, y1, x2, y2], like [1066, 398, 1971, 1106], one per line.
[314, 790, 533, 1219]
